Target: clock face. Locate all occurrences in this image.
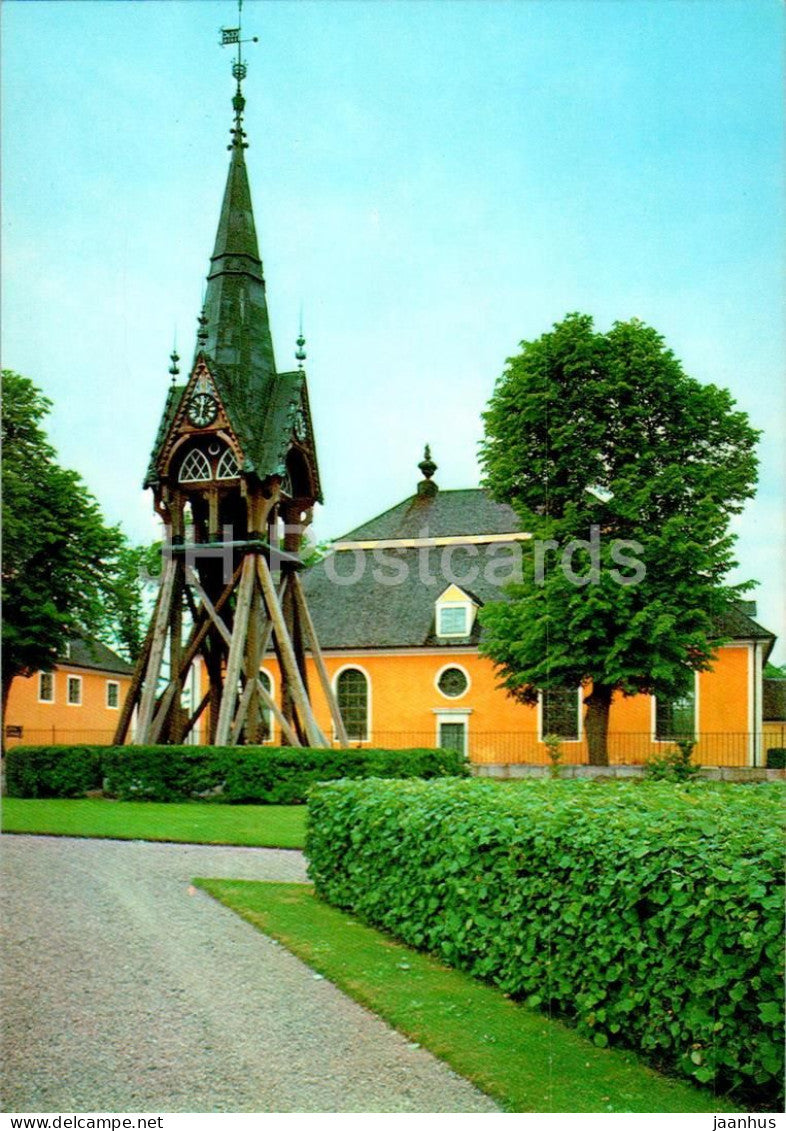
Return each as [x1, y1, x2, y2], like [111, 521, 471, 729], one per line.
[294, 409, 307, 442]
[187, 392, 218, 429]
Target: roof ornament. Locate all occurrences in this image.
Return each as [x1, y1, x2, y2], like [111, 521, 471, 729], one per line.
[196, 306, 209, 349]
[295, 312, 306, 370]
[168, 346, 180, 384]
[417, 444, 438, 497]
[220, 0, 258, 151]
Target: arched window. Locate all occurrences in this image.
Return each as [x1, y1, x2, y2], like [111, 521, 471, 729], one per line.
[336, 667, 369, 741]
[216, 448, 240, 480]
[179, 448, 211, 483]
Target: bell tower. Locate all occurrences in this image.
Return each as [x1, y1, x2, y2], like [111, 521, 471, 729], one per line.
[115, 11, 348, 749]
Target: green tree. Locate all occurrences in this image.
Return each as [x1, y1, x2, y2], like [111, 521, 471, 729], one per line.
[479, 314, 760, 764]
[103, 541, 163, 663]
[1, 370, 143, 714]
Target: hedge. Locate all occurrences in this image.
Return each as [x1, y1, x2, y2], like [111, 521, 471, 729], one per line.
[3, 744, 467, 803]
[2, 744, 104, 799]
[306, 778, 785, 1106]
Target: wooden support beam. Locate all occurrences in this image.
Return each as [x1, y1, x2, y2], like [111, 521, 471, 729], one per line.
[255, 674, 301, 747]
[112, 594, 159, 744]
[256, 557, 328, 748]
[291, 572, 349, 747]
[230, 676, 256, 746]
[180, 688, 210, 743]
[135, 557, 177, 743]
[148, 682, 178, 745]
[185, 566, 233, 648]
[178, 561, 242, 677]
[214, 554, 257, 745]
[166, 561, 185, 743]
[141, 590, 205, 747]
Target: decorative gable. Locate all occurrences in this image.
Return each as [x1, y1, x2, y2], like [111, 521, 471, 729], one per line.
[152, 355, 242, 485]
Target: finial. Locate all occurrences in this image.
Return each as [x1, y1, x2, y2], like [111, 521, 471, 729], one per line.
[168, 347, 180, 384]
[419, 444, 437, 479]
[417, 445, 438, 496]
[220, 0, 258, 151]
[196, 307, 209, 349]
[295, 311, 306, 370]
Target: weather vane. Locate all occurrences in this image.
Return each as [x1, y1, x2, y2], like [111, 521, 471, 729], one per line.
[220, 0, 259, 147]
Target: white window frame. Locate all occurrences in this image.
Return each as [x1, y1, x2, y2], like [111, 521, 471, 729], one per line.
[333, 663, 372, 743]
[106, 680, 120, 709]
[179, 448, 212, 483]
[434, 662, 471, 701]
[38, 671, 55, 704]
[537, 687, 583, 744]
[651, 672, 700, 744]
[433, 708, 471, 759]
[66, 674, 83, 707]
[216, 447, 240, 480]
[259, 668, 276, 745]
[437, 602, 472, 638]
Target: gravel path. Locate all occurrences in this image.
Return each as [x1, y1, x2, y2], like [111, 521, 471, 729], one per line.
[1, 835, 499, 1114]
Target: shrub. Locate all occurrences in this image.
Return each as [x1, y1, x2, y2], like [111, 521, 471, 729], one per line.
[766, 748, 786, 770]
[4, 744, 467, 802]
[542, 733, 563, 779]
[5, 745, 103, 798]
[306, 778, 785, 1107]
[644, 739, 700, 782]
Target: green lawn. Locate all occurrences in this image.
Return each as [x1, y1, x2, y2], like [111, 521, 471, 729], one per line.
[0, 798, 306, 849]
[196, 878, 741, 1115]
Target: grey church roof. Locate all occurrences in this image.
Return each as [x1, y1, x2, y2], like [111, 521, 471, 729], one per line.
[304, 485, 777, 655]
[335, 488, 523, 542]
[305, 486, 527, 650]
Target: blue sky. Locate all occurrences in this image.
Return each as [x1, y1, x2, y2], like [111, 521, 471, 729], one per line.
[2, 0, 784, 659]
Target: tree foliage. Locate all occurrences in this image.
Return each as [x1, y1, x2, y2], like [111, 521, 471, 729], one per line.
[1, 371, 148, 708]
[478, 315, 760, 762]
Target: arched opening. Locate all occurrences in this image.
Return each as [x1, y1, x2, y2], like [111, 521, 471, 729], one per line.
[335, 667, 369, 741]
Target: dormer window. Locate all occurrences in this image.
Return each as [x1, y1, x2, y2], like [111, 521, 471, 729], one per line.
[179, 448, 211, 483]
[435, 585, 478, 639]
[438, 604, 469, 636]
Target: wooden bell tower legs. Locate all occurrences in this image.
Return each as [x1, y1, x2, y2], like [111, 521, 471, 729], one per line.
[120, 536, 344, 749]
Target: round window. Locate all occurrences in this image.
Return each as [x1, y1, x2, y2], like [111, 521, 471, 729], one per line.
[438, 667, 468, 698]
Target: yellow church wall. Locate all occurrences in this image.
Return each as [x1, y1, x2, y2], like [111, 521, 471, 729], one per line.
[261, 641, 755, 767]
[4, 666, 131, 747]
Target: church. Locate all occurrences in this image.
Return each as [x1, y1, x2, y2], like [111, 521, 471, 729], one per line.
[114, 25, 776, 769]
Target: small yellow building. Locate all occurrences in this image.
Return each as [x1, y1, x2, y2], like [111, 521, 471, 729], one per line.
[4, 638, 133, 748]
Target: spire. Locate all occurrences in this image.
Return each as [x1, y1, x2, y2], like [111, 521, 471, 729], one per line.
[201, 5, 275, 384]
[417, 445, 438, 497]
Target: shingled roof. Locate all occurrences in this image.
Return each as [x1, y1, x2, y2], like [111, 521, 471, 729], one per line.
[60, 637, 133, 676]
[335, 488, 523, 542]
[763, 678, 786, 722]
[712, 601, 775, 648]
[305, 484, 777, 655]
[305, 485, 527, 649]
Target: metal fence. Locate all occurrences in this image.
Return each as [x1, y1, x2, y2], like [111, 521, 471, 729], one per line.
[4, 725, 786, 768]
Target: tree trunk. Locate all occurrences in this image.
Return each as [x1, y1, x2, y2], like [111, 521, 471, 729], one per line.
[584, 683, 613, 766]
